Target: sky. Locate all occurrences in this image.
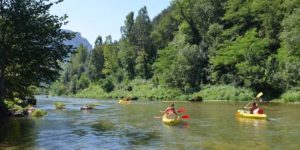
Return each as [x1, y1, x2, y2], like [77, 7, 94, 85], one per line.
[50, 0, 171, 47]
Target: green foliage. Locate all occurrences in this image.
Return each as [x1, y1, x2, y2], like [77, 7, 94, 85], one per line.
[54, 102, 66, 109]
[50, 81, 66, 96]
[118, 40, 137, 79]
[100, 78, 115, 93]
[0, 0, 74, 112]
[31, 109, 47, 118]
[151, 5, 180, 49]
[102, 44, 119, 76]
[76, 79, 182, 100]
[4, 98, 25, 112]
[211, 29, 270, 90]
[281, 88, 300, 102]
[196, 85, 253, 101]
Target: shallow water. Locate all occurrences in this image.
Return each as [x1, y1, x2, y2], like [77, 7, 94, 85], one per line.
[0, 96, 300, 149]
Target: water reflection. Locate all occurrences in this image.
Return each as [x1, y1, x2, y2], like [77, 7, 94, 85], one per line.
[0, 118, 37, 149]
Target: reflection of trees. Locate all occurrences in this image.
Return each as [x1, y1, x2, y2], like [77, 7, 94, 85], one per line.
[0, 119, 36, 149]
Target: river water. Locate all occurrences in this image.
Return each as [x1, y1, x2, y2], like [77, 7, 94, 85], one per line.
[0, 96, 300, 149]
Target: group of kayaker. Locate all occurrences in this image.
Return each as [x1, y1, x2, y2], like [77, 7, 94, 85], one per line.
[162, 92, 265, 120]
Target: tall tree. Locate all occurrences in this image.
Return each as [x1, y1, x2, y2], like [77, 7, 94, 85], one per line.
[94, 35, 103, 47]
[87, 45, 104, 81]
[0, 0, 74, 114]
[132, 6, 154, 79]
[120, 11, 136, 45]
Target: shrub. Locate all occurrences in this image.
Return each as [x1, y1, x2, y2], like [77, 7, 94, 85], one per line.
[100, 78, 115, 92]
[196, 85, 253, 101]
[54, 102, 66, 109]
[281, 88, 300, 102]
[31, 109, 47, 117]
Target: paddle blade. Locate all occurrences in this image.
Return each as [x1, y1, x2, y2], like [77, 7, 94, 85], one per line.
[154, 116, 161, 119]
[256, 92, 263, 98]
[177, 108, 186, 113]
[181, 115, 190, 119]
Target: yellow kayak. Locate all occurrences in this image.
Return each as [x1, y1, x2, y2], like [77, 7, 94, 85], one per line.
[162, 114, 181, 125]
[118, 99, 131, 104]
[236, 110, 267, 119]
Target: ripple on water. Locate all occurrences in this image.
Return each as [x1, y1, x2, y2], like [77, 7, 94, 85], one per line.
[91, 120, 116, 133]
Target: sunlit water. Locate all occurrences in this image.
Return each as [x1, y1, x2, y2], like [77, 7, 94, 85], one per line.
[1, 96, 300, 149]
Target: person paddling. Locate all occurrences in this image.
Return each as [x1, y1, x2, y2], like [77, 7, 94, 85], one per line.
[244, 102, 257, 114]
[161, 104, 178, 118]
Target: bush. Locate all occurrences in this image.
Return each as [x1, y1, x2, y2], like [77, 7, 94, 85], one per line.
[54, 102, 66, 109]
[31, 109, 47, 117]
[281, 88, 300, 102]
[196, 85, 254, 101]
[100, 78, 115, 92]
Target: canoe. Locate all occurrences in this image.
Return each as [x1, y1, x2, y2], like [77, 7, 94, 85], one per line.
[162, 114, 181, 125]
[236, 110, 267, 119]
[118, 99, 131, 104]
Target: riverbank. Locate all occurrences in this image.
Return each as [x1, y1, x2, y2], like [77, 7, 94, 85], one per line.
[70, 84, 255, 102]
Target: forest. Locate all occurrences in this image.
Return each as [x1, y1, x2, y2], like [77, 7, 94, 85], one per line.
[48, 0, 300, 102]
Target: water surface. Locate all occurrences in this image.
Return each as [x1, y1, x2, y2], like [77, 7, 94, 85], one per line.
[1, 96, 300, 149]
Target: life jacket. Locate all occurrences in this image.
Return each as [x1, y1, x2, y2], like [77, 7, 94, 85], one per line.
[166, 107, 175, 114]
[258, 108, 264, 114]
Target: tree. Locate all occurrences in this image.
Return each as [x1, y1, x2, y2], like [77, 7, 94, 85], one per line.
[132, 6, 154, 79]
[211, 29, 270, 91]
[118, 39, 136, 79]
[0, 0, 74, 114]
[94, 35, 103, 47]
[102, 42, 119, 76]
[120, 11, 136, 45]
[87, 45, 104, 81]
[151, 5, 181, 49]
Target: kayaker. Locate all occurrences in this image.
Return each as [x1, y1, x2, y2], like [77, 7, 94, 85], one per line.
[161, 104, 178, 118]
[244, 102, 264, 114]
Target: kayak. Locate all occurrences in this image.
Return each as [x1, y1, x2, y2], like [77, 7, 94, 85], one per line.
[162, 114, 181, 125]
[118, 99, 131, 104]
[236, 110, 267, 119]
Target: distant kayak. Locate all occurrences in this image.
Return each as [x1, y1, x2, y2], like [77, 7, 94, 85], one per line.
[236, 110, 267, 119]
[162, 114, 181, 125]
[118, 99, 131, 104]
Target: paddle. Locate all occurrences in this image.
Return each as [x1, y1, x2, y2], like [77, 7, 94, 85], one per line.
[154, 115, 190, 119]
[181, 115, 190, 119]
[256, 92, 263, 99]
[243, 92, 263, 110]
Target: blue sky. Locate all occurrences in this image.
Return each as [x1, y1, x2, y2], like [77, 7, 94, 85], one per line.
[50, 0, 171, 46]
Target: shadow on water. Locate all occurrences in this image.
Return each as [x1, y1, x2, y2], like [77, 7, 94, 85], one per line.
[123, 129, 161, 145]
[91, 120, 116, 133]
[72, 129, 88, 137]
[0, 118, 36, 149]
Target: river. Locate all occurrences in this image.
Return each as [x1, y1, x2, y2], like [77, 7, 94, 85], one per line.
[0, 96, 300, 149]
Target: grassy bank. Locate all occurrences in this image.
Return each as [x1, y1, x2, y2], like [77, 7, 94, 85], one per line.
[280, 88, 300, 102]
[74, 80, 255, 101]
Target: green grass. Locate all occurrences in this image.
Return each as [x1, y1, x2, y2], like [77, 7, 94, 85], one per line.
[54, 102, 66, 109]
[195, 85, 254, 101]
[31, 109, 47, 117]
[281, 89, 300, 102]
